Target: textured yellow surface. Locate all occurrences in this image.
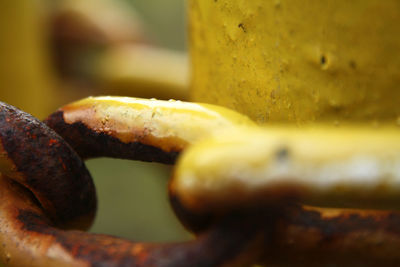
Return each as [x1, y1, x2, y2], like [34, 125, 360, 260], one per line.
[189, 0, 400, 124]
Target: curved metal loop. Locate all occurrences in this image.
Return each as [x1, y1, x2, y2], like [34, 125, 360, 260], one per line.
[1, 98, 400, 266]
[0, 102, 96, 229]
[0, 174, 266, 267]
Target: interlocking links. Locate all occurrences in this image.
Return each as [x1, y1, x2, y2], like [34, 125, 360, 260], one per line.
[3, 171, 400, 266]
[0, 174, 268, 267]
[0, 102, 96, 229]
[3, 97, 400, 266]
[171, 127, 400, 214]
[44, 96, 255, 162]
[0, 99, 264, 266]
[43, 97, 400, 264]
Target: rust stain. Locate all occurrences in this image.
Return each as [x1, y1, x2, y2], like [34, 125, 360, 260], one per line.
[2, 100, 400, 266]
[0, 101, 96, 229]
[45, 111, 180, 164]
[48, 139, 59, 146]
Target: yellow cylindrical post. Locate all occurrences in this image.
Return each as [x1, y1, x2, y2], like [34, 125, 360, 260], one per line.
[189, 0, 400, 124]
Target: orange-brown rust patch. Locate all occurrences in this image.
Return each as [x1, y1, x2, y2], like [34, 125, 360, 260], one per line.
[131, 244, 149, 264]
[48, 139, 59, 146]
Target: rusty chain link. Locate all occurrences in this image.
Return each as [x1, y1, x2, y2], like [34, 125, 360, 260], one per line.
[1, 97, 400, 266]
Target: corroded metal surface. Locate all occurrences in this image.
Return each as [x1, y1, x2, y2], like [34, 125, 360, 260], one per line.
[0, 175, 266, 267]
[45, 110, 180, 164]
[44, 96, 254, 162]
[0, 101, 96, 229]
[1, 99, 400, 266]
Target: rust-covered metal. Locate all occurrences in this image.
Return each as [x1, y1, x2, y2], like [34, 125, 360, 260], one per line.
[0, 101, 96, 229]
[267, 205, 400, 266]
[44, 96, 254, 162]
[2, 99, 400, 266]
[3, 172, 400, 266]
[170, 195, 400, 265]
[0, 175, 266, 267]
[45, 110, 179, 164]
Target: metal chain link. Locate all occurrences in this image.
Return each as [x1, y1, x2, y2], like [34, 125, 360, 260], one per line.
[1, 99, 400, 266]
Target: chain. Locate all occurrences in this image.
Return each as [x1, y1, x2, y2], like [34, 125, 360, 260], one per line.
[1, 97, 400, 266]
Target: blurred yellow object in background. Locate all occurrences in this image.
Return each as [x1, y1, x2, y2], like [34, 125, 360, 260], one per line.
[0, 0, 55, 119]
[0, 0, 189, 120]
[96, 45, 188, 101]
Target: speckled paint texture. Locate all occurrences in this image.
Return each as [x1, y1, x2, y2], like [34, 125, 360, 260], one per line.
[189, 0, 400, 124]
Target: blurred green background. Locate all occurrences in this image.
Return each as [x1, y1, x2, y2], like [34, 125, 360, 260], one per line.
[0, 0, 190, 245]
[128, 0, 186, 50]
[87, 159, 189, 242]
